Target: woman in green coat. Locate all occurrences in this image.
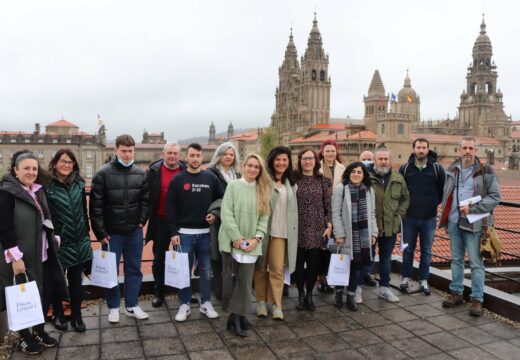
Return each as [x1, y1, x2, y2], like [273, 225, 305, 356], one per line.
[219, 153, 272, 337]
[253, 146, 298, 320]
[45, 149, 92, 332]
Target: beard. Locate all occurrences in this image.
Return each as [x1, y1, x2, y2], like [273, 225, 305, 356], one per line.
[373, 164, 391, 176]
[415, 153, 426, 161]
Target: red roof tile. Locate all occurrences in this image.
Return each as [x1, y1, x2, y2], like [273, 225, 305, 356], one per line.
[290, 129, 377, 144]
[512, 130, 520, 138]
[230, 131, 258, 141]
[46, 119, 79, 128]
[311, 123, 346, 130]
[411, 133, 501, 145]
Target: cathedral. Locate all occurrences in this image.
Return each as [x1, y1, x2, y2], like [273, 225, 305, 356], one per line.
[271, 15, 513, 164]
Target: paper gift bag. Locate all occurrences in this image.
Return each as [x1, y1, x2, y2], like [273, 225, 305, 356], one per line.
[90, 249, 118, 289]
[326, 252, 351, 286]
[5, 277, 44, 331]
[165, 249, 190, 289]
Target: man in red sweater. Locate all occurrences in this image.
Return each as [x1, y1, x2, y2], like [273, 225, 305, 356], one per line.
[145, 143, 186, 307]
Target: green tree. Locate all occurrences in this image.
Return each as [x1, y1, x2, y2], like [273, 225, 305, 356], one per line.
[259, 127, 278, 160]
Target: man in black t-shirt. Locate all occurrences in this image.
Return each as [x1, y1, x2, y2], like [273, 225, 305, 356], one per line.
[166, 143, 223, 322]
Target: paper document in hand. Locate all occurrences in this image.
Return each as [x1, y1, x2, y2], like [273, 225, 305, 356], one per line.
[400, 241, 408, 252]
[466, 213, 490, 224]
[459, 195, 482, 207]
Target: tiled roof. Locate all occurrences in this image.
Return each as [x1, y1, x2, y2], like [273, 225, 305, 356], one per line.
[411, 133, 501, 145]
[230, 131, 258, 141]
[512, 130, 520, 138]
[348, 129, 377, 140]
[0, 130, 32, 135]
[46, 119, 79, 128]
[290, 129, 376, 144]
[396, 186, 520, 264]
[311, 123, 346, 130]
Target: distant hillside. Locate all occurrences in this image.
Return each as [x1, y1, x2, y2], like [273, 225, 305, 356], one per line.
[178, 129, 253, 144]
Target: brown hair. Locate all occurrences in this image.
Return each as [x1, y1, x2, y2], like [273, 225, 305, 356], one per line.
[115, 134, 135, 148]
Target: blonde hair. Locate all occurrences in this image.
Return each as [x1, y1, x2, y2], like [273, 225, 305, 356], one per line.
[243, 153, 272, 216]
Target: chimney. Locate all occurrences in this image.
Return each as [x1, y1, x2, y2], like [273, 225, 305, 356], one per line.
[34, 123, 41, 135]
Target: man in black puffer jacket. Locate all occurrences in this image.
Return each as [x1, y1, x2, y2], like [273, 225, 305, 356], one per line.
[90, 134, 150, 323]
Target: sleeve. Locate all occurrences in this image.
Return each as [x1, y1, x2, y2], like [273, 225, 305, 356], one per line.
[370, 188, 378, 238]
[139, 173, 150, 225]
[396, 179, 410, 219]
[82, 185, 91, 235]
[0, 191, 19, 250]
[331, 184, 346, 239]
[322, 177, 333, 225]
[219, 182, 242, 241]
[89, 169, 108, 240]
[255, 212, 269, 240]
[166, 176, 180, 237]
[436, 164, 446, 205]
[470, 166, 501, 215]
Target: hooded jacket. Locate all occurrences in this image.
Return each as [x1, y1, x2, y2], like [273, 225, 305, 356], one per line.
[399, 150, 446, 219]
[439, 156, 501, 233]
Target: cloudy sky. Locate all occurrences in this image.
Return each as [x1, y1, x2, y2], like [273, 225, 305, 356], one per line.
[0, 0, 518, 142]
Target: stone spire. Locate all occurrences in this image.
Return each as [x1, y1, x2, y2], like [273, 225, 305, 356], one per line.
[209, 121, 216, 143]
[368, 70, 385, 97]
[282, 28, 299, 70]
[303, 13, 325, 60]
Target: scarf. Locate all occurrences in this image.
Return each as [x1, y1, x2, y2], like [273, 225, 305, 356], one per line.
[349, 183, 371, 264]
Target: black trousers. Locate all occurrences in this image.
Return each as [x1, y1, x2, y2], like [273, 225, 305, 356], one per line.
[19, 261, 54, 338]
[295, 247, 320, 294]
[53, 263, 84, 318]
[151, 218, 171, 290]
[317, 249, 331, 276]
[335, 261, 361, 294]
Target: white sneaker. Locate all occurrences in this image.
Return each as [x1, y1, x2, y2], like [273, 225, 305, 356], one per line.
[378, 286, 400, 303]
[354, 286, 363, 304]
[199, 301, 219, 319]
[175, 304, 191, 322]
[125, 305, 149, 320]
[108, 308, 120, 323]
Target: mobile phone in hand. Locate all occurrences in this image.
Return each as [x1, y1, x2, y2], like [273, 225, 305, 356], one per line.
[241, 240, 250, 250]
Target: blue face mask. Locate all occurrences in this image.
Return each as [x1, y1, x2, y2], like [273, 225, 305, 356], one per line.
[117, 158, 134, 167]
[361, 160, 373, 167]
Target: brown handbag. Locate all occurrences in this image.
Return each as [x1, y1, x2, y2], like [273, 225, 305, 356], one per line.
[479, 164, 502, 264]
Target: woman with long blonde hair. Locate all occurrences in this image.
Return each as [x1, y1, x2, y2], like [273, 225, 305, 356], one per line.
[219, 153, 272, 337]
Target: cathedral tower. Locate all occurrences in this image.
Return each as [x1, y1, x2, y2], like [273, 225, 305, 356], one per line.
[209, 122, 216, 143]
[300, 13, 331, 127]
[458, 17, 510, 141]
[364, 70, 388, 132]
[396, 70, 420, 121]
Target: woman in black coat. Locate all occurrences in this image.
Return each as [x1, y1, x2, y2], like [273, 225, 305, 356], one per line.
[0, 151, 68, 355]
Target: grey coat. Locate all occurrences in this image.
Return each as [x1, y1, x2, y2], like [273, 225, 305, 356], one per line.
[259, 181, 298, 273]
[439, 157, 501, 233]
[331, 183, 378, 258]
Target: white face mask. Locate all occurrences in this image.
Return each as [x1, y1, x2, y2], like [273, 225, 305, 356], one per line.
[361, 160, 373, 167]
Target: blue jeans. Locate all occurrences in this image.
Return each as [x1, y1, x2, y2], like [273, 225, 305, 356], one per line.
[402, 217, 436, 280]
[178, 232, 212, 305]
[357, 245, 376, 285]
[105, 227, 144, 309]
[447, 222, 484, 302]
[378, 235, 397, 287]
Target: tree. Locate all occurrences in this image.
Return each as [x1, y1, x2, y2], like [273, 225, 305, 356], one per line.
[259, 127, 278, 160]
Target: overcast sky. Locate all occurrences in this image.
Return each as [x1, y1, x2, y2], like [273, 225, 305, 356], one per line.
[0, 0, 518, 142]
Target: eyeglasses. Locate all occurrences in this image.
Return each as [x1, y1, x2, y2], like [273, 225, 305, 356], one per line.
[301, 156, 315, 161]
[246, 164, 260, 170]
[58, 160, 74, 166]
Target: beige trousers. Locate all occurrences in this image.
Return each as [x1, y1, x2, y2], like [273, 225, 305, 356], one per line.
[253, 237, 286, 308]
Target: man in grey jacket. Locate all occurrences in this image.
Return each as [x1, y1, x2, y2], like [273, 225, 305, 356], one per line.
[439, 136, 501, 316]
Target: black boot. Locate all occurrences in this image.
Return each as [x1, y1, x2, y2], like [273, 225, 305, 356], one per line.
[346, 294, 358, 311]
[282, 284, 289, 298]
[305, 291, 315, 311]
[152, 286, 164, 308]
[227, 313, 247, 337]
[296, 291, 305, 311]
[239, 315, 251, 330]
[334, 291, 343, 308]
[52, 305, 68, 331]
[70, 314, 86, 333]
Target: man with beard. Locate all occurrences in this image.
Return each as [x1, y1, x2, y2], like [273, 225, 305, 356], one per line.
[167, 143, 223, 322]
[368, 146, 409, 302]
[439, 137, 500, 316]
[399, 138, 445, 295]
[146, 143, 186, 307]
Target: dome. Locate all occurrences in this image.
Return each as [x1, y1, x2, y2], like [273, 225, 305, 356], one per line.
[398, 71, 417, 100]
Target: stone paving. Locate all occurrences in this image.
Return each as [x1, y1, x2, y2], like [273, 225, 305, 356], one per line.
[9, 285, 520, 360]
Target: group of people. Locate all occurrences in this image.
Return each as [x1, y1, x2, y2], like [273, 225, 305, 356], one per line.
[0, 133, 501, 354]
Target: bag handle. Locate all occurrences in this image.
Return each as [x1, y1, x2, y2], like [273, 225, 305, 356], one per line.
[13, 273, 29, 285]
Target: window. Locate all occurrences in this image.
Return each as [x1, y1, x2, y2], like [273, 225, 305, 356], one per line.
[86, 164, 93, 178]
[52, 139, 58, 144]
[0, 164, 3, 171]
[38, 139, 44, 143]
[0, 152, 3, 159]
[37, 150, 44, 159]
[311, 69, 316, 80]
[10, 138, 16, 143]
[66, 139, 71, 144]
[86, 151, 93, 160]
[397, 123, 404, 135]
[454, 148, 457, 153]
[24, 138, 30, 143]
[381, 124, 386, 134]
[320, 70, 325, 81]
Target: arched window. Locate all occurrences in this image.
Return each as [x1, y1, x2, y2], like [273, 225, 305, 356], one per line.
[320, 70, 325, 81]
[471, 83, 477, 95]
[397, 123, 404, 135]
[311, 69, 317, 80]
[381, 124, 386, 134]
[486, 82, 492, 94]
